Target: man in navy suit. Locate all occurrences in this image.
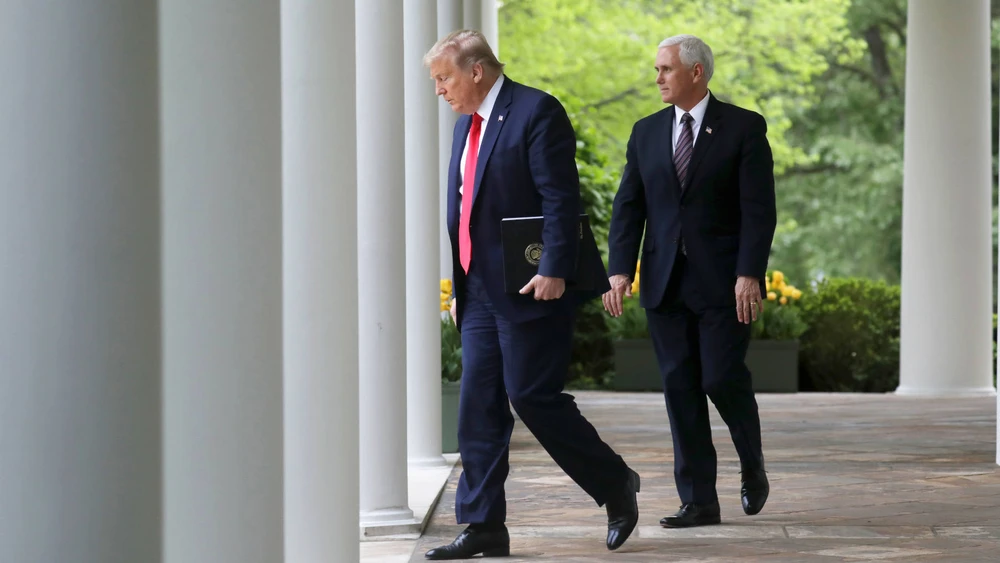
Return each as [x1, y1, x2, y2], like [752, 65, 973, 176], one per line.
[605, 34, 776, 528]
[422, 30, 640, 559]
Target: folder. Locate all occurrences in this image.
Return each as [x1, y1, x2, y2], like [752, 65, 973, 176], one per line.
[500, 214, 603, 293]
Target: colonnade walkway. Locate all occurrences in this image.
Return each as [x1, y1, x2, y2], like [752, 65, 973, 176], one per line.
[377, 392, 999, 562]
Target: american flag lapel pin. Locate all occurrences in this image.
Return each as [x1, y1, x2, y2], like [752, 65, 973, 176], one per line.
[706, 127, 713, 134]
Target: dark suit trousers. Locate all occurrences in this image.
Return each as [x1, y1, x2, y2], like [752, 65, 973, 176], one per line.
[645, 253, 764, 505]
[455, 263, 629, 523]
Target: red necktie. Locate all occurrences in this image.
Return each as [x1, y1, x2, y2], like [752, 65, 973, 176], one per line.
[459, 113, 483, 273]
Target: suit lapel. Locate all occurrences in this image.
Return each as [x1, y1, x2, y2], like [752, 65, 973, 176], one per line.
[681, 95, 722, 200]
[470, 77, 513, 210]
[658, 107, 679, 199]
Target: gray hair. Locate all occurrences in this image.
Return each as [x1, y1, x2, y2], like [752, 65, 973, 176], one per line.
[423, 29, 505, 73]
[658, 34, 714, 83]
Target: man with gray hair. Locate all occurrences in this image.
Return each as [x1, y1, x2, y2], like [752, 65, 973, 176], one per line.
[424, 29, 641, 559]
[604, 34, 776, 528]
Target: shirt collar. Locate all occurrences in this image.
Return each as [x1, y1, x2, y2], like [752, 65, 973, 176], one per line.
[674, 90, 711, 127]
[475, 74, 505, 122]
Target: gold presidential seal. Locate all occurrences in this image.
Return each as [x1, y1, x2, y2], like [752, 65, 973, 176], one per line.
[524, 243, 543, 266]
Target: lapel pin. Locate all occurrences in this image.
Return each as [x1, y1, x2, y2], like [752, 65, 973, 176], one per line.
[706, 127, 713, 134]
[498, 115, 504, 122]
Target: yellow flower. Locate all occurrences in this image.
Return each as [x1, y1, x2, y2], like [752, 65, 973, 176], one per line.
[631, 278, 640, 295]
[791, 288, 802, 300]
[779, 296, 788, 305]
[781, 285, 795, 298]
[765, 280, 771, 291]
[772, 271, 784, 284]
[440, 279, 452, 293]
[767, 291, 777, 301]
[635, 260, 641, 274]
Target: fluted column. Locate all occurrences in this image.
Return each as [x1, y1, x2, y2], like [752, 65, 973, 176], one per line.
[0, 3, 161, 562]
[481, 0, 499, 56]
[283, 0, 360, 560]
[897, 0, 995, 397]
[160, 1, 283, 561]
[407, 0, 447, 467]
[358, 0, 416, 527]
[438, 0, 463, 280]
[463, 0, 482, 30]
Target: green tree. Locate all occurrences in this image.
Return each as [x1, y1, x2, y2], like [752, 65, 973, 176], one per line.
[771, 0, 1000, 289]
[500, 0, 862, 174]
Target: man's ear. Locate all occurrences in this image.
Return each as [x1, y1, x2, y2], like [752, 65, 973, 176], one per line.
[472, 63, 483, 83]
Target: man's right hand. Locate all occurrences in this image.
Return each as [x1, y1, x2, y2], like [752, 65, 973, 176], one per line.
[450, 297, 457, 325]
[602, 274, 633, 317]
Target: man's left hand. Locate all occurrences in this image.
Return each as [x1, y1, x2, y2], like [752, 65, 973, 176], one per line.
[520, 275, 566, 300]
[735, 276, 762, 324]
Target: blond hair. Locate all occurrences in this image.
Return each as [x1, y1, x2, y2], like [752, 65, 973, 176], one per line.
[423, 29, 504, 73]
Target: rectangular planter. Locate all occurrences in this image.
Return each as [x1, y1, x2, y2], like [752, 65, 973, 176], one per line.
[611, 339, 661, 391]
[745, 339, 799, 392]
[611, 338, 799, 393]
[441, 380, 461, 454]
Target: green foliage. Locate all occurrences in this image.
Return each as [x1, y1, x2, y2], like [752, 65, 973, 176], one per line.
[751, 301, 808, 341]
[798, 278, 901, 392]
[441, 318, 463, 382]
[576, 125, 618, 254]
[770, 0, 907, 285]
[501, 0, 861, 173]
[605, 297, 649, 340]
[566, 300, 615, 389]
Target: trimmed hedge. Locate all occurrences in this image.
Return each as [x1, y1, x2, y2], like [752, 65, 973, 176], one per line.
[798, 278, 901, 392]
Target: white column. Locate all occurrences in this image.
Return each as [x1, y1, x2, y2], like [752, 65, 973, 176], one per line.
[358, 0, 416, 526]
[282, 0, 360, 560]
[463, 0, 482, 30]
[0, 3, 161, 563]
[439, 0, 463, 280]
[481, 0, 499, 56]
[407, 0, 447, 467]
[898, 0, 996, 397]
[160, 2, 283, 562]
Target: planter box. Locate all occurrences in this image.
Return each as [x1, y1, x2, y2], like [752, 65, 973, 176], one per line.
[611, 338, 799, 393]
[745, 339, 799, 393]
[611, 339, 661, 391]
[442, 380, 461, 454]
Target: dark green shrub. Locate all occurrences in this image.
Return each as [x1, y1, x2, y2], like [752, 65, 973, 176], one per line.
[441, 318, 462, 383]
[567, 299, 615, 389]
[798, 277, 901, 392]
[605, 297, 648, 340]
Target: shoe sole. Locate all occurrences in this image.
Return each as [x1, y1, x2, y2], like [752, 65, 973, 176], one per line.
[425, 546, 510, 560]
[659, 516, 722, 528]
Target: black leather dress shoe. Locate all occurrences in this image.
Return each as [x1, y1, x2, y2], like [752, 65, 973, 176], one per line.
[659, 501, 721, 528]
[425, 525, 510, 560]
[741, 467, 769, 515]
[605, 468, 641, 550]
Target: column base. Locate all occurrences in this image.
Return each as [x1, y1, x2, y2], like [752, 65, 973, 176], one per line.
[408, 454, 449, 468]
[895, 385, 997, 397]
[360, 454, 459, 540]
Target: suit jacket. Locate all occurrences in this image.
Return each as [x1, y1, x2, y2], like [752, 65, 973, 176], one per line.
[607, 93, 777, 308]
[448, 77, 610, 329]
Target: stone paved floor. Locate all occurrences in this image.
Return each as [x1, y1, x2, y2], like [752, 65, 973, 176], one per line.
[411, 392, 1000, 562]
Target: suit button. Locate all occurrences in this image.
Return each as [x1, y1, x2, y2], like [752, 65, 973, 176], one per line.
[672, 238, 678, 243]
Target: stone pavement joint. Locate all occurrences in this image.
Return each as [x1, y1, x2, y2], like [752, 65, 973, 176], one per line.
[409, 392, 1000, 562]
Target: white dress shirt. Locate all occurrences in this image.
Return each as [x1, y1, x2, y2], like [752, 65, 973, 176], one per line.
[459, 74, 505, 200]
[672, 90, 711, 151]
